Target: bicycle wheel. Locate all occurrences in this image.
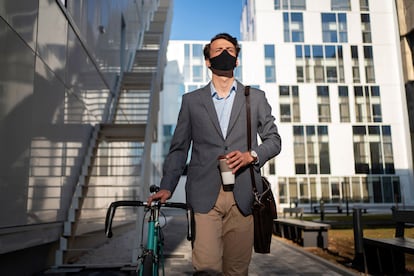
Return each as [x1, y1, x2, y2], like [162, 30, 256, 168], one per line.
[139, 252, 154, 276]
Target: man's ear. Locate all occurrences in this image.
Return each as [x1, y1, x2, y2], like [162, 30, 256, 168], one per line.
[236, 58, 239, 67]
[205, 58, 211, 68]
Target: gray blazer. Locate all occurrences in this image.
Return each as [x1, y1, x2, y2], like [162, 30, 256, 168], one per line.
[160, 81, 281, 216]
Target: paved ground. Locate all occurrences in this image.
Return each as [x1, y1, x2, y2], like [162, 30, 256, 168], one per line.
[44, 210, 360, 275]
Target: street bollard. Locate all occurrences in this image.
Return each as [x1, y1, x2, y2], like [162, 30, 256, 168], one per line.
[352, 208, 365, 271]
[319, 199, 325, 221]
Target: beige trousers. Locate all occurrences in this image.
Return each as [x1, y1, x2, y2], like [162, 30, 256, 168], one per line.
[192, 186, 254, 276]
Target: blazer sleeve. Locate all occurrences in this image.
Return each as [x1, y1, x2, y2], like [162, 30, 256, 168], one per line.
[160, 94, 192, 193]
[254, 90, 282, 167]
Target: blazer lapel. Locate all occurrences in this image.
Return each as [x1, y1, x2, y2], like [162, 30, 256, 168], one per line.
[200, 84, 224, 139]
[226, 83, 245, 138]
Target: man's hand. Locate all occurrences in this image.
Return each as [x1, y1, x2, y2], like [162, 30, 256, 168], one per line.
[147, 189, 171, 205]
[225, 150, 255, 174]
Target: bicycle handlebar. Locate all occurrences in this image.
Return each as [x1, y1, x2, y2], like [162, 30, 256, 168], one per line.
[104, 200, 191, 239]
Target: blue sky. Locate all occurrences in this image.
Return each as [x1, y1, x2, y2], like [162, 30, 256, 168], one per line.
[170, 0, 243, 41]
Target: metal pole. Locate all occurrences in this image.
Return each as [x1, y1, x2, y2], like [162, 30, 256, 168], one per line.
[320, 199, 324, 221]
[352, 208, 365, 271]
[345, 181, 349, 216]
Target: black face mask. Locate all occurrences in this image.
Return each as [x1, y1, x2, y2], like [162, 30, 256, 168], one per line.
[209, 50, 237, 71]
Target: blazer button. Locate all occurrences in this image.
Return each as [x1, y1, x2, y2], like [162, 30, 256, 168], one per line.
[224, 146, 228, 150]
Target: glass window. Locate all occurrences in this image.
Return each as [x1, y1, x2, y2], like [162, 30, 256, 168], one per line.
[319, 141, 331, 174]
[351, 46, 360, 83]
[192, 44, 203, 57]
[325, 46, 336, 58]
[278, 0, 306, 10]
[279, 86, 300, 122]
[331, 0, 351, 11]
[331, 181, 340, 202]
[192, 65, 203, 82]
[365, 66, 375, 83]
[264, 44, 275, 58]
[297, 44, 344, 83]
[322, 13, 347, 43]
[352, 177, 362, 201]
[363, 46, 373, 58]
[312, 45, 324, 58]
[322, 13, 337, 42]
[352, 67, 361, 83]
[289, 178, 298, 200]
[360, 0, 369, 11]
[284, 12, 304, 42]
[280, 85, 290, 95]
[382, 177, 393, 203]
[294, 125, 330, 174]
[303, 45, 310, 58]
[184, 44, 190, 58]
[371, 86, 380, 96]
[314, 66, 325, 82]
[291, 13, 304, 42]
[294, 126, 306, 174]
[291, 0, 306, 10]
[351, 46, 359, 58]
[163, 125, 174, 136]
[321, 177, 330, 200]
[326, 67, 337, 83]
[265, 67, 276, 83]
[337, 45, 343, 58]
[370, 142, 383, 174]
[353, 125, 394, 175]
[310, 178, 317, 202]
[283, 13, 290, 42]
[280, 105, 291, 122]
[338, 86, 350, 122]
[354, 85, 381, 122]
[361, 14, 372, 43]
[383, 126, 395, 174]
[371, 177, 382, 203]
[296, 66, 304, 82]
[295, 45, 303, 57]
[184, 44, 191, 81]
[274, 0, 281, 9]
[338, 86, 348, 97]
[372, 104, 382, 122]
[338, 13, 348, 42]
[299, 179, 308, 199]
[264, 45, 276, 82]
[317, 86, 329, 96]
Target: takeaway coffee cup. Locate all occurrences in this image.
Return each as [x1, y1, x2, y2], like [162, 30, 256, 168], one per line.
[218, 155, 235, 191]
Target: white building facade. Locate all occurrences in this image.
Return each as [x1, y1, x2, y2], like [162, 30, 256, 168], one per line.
[161, 0, 414, 210]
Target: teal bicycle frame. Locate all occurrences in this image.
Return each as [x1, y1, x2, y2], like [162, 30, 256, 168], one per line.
[105, 185, 191, 276]
[142, 201, 162, 275]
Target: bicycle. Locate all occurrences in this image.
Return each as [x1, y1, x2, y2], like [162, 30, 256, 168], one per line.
[105, 185, 192, 276]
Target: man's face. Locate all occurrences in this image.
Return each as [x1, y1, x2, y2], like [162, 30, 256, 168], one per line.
[206, 38, 237, 68]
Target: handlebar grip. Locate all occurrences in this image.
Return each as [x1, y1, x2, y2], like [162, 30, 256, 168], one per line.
[186, 208, 194, 242]
[163, 202, 187, 209]
[104, 200, 145, 238]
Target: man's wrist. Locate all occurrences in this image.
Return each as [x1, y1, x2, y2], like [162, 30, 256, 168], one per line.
[250, 150, 259, 164]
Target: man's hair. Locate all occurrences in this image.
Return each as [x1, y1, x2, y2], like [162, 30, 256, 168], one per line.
[203, 33, 241, 60]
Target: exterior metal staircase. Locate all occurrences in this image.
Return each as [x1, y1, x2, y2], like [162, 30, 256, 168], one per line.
[53, 0, 172, 269]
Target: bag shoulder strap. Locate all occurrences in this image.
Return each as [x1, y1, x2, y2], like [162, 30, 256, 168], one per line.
[245, 86, 258, 194]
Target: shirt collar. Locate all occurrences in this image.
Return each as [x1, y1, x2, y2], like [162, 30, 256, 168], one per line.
[210, 81, 237, 99]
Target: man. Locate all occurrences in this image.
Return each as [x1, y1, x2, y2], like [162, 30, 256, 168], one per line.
[148, 33, 281, 275]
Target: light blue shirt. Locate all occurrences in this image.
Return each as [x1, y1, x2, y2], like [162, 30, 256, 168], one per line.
[211, 81, 237, 138]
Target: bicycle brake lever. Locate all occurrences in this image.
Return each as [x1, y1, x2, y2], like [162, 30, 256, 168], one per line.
[150, 185, 160, 193]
